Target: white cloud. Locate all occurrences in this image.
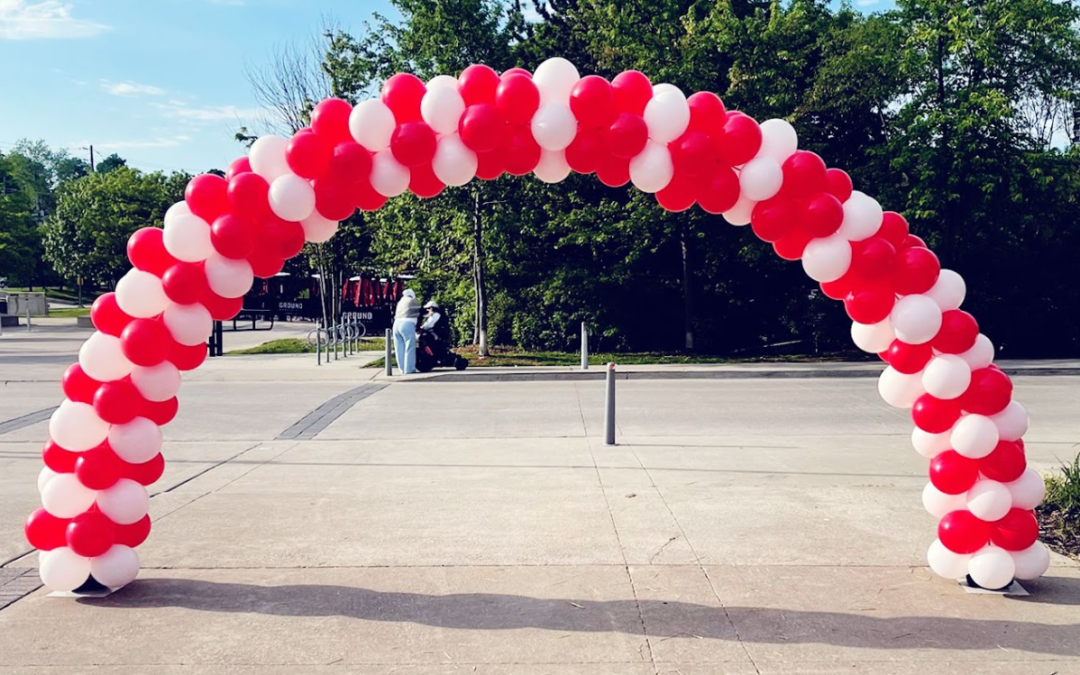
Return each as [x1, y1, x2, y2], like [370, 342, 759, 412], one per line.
[153, 101, 264, 123]
[101, 80, 166, 97]
[856, 0, 880, 6]
[0, 0, 109, 40]
[77, 136, 192, 151]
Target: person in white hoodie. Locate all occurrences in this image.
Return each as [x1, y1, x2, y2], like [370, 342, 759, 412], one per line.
[392, 289, 420, 374]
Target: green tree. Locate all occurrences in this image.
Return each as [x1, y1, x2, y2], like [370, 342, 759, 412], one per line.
[0, 153, 40, 286]
[96, 153, 128, 173]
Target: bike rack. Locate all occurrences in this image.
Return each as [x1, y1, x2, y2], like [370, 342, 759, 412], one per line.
[311, 314, 368, 366]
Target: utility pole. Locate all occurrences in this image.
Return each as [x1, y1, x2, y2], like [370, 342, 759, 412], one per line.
[89, 145, 95, 172]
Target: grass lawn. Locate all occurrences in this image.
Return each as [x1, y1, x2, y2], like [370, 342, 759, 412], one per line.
[3, 286, 102, 306]
[228, 336, 386, 356]
[47, 307, 91, 318]
[1038, 454, 1080, 560]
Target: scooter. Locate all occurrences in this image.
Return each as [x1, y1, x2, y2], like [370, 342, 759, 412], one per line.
[415, 330, 469, 372]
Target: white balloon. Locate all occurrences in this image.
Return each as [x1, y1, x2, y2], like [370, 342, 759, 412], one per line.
[301, 212, 338, 243]
[249, 135, 290, 181]
[90, 544, 141, 589]
[966, 479, 1013, 521]
[850, 318, 894, 354]
[923, 483, 967, 518]
[349, 100, 396, 152]
[432, 134, 478, 186]
[131, 362, 181, 402]
[1007, 469, 1045, 510]
[629, 141, 674, 194]
[951, 414, 999, 459]
[162, 302, 212, 346]
[991, 401, 1028, 441]
[739, 157, 783, 201]
[115, 269, 169, 319]
[205, 253, 253, 299]
[651, 83, 680, 98]
[533, 149, 571, 184]
[108, 416, 162, 464]
[968, 546, 1016, 589]
[922, 355, 972, 400]
[268, 174, 316, 222]
[837, 191, 883, 242]
[49, 400, 109, 452]
[801, 235, 852, 282]
[38, 466, 57, 494]
[426, 74, 459, 92]
[1011, 542, 1050, 580]
[890, 295, 942, 345]
[757, 119, 798, 163]
[41, 473, 97, 518]
[927, 538, 971, 579]
[877, 366, 926, 409]
[643, 86, 690, 144]
[163, 200, 190, 227]
[912, 427, 951, 459]
[960, 333, 995, 370]
[79, 331, 134, 382]
[722, 194, 756, 226]
[531, 103, 578, 151]
[532, 57, 580, 106]
[39, 547, 91, 592]
[421, 86, 466, 136]
[370, 150, 410, 197]
[96, 478, 149, 525]
[925, 269, 966, 311]
[163, 212, 214, 263]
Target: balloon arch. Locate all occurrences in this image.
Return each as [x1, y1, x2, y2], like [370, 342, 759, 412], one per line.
[26, 58, 1050, 593]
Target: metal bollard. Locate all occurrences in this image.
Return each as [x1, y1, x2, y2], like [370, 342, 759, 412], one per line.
[333, 321, 339, 361]
[316, 321, 322, 366]
[604, 362, 616, 446]
[25, 303, 31, 333]
[581, 321, 588, 370]
[384, 328, 393, 376]
[342, 319, 348, 359]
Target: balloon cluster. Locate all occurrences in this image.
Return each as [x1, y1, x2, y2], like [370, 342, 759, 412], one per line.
[27, 57, 1048, 592]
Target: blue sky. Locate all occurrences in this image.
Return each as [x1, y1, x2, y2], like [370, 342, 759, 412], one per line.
[0, 0, 896, 175]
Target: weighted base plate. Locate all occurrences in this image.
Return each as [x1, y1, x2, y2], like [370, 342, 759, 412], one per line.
[959, 577, 1029, 596]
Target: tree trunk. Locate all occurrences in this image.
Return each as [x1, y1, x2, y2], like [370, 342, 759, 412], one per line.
[680, 225, 695, 352]
[473, 187, 488, 356]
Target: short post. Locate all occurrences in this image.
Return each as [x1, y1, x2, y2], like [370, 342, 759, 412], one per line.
[581, 321, 588, 370]
[384, 328, 393, 376]
[332, 319, 339, 361]
[604, 362, 616, 446]
[25, 302, 31, 333]
[316, 321, 322, 366]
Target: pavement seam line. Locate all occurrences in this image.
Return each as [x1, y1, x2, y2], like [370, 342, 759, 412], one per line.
[276, 383, 387, 440]
[0, 406, 58, 436]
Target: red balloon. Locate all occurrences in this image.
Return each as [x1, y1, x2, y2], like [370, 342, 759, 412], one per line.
[850, 237, 896, 280]
[939, 509, 992, 554]
[475, 148, 505, 180]
[329, 142, 373, 185]
[202, 293, 243, 321]
[43, 439, 78, 473]
[773, 228, 815, 261]
[127, 228, 176, 277]
[458, 64, 500, 106]
[655, 171, 697, 212]
[503, 125, 542, 176]
[606, 113, 649, 159]
[170, 341, 208, 371]
[715, 113, 762, 167]
[310, 98, 353, 145]
[248, 246, 286, 279]
[66, 511, 115, 558]
[124, 453, 165, 487]
[569, 75, 615, 129]
[893, 246, 940, 295]
[843, 285, 895, 324]
[962, 367, 1013, 416]
[979, 440, 1026, 483]
[565, 128, 605, 174]
[824, 168, 853, 202]
[211, 214, 255, 259]
[900, 234, 927, 250]
[990, 508, 1038, 551]
[781, 151, 827, 199]
[75, 444, 123, 490]
[353, 179, 389, 211]
[933, 310, 978, 354]
[459, 104, 506, 154]
[227, 172, 270, 220]
[697, 166, 740, 214]
[612, 70, 652, 116]
[501, 67, 532, 80]
[820, 274, 852, 300]
[381, 73, 426, 123]
[91, 293, 134, 337]
[143, 396, 179, 425]
[596, 154, 631, 187]
[225, 156, 252, 181]
[496, 74, 539, 125]
[929, 449, 980, 495]
[408, 163, 445, 199]
[751, 197, 797, 243]
[93, 379, 143, 425]
[185, 174, 229, 223]
[114, 514, 152, 547]
[687, 92, 726, 136]
[313, 177, 356, 221]
[286, 130, 331, 180]
[801, 192, 844, 237]
[912, 393, 963, 433]
[390, 121, 438, 167]
[885, 339, 933, 374]
[162, 262, 209, 305]
[25, 508, 68, 551]
[62, 364, 101, 405]
[878, 211, 909, 247]
[120, 318, 172, 367]
[670, 132, 717, 177]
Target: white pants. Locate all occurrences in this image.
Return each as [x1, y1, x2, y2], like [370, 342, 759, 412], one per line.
[392, 318, 417, 374]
